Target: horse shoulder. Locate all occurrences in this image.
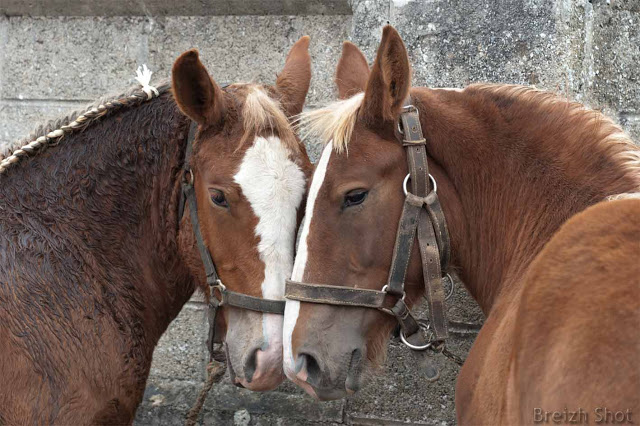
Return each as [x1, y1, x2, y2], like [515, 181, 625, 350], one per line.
[508, 198, 640, 423]
[455, 283, 524, 424]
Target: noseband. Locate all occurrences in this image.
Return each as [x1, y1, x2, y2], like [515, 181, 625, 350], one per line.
[285, 98, 452, 351]
[179, 105, 285, 359]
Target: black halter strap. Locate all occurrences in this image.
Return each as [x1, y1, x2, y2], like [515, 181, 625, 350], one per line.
[285, 97, 451, 351]
[179, 110, 286, 359]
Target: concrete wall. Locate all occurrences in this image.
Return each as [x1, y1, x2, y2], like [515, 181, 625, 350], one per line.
[1, 0, 638, 424]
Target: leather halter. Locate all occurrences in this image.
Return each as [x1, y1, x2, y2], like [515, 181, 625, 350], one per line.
[285, 98, 452, 350]
[179, 110, 286, 359]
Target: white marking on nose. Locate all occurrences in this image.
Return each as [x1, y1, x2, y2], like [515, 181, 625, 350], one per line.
[283, 142, 333, 379]
[234, 135, 306, 368]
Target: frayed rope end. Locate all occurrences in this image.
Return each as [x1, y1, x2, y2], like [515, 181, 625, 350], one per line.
[135, 64, 159, 100]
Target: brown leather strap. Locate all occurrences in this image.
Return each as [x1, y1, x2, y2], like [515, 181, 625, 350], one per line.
[386, 196, 421, 296]
[417, 207, 448, 339]
[285, 280, 389, 309]
[401, 98, 449, 341]
[221, 288, 285, 314]
[425, 191, 451, 270]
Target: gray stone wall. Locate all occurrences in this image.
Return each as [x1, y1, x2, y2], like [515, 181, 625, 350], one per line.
[0, 0, 638, 424]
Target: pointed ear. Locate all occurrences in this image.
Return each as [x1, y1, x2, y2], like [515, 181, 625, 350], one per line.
[335, 41, 370, 99]
[276, 35, 312, 117]
[171, 49, 226, 125]
[359, 26, 411, 124]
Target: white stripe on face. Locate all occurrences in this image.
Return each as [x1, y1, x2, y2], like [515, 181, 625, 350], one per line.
[283, 142, 333, 379]
[234, 136, 306, 365]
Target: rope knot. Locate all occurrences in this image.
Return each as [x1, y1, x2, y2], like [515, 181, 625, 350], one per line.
[135, 64, 159, 100]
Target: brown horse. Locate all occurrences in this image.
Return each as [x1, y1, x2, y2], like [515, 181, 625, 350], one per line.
[0, 37, 312, 424]
[283, 26, 640, 424]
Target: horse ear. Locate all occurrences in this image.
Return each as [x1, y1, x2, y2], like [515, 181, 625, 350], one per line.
[335, 41, 370, 99]
[172, 49, 226, 125]
[276, 35, 312, 117]
[359, 26, 411, 125]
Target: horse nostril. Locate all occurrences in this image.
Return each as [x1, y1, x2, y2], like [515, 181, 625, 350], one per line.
[296, 352, 322, 383]
[244, 347, 259, 383]
[345, 348, 363, 393]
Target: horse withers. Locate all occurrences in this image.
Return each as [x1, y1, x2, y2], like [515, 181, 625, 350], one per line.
[0, 37, 312, 424]
[283, 25, 640, 424]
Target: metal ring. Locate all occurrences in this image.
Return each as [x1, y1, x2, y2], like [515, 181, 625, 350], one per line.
[184, 169, 194, 185]
[400, 322, 433, 351]
[444, 273, 454, 301]
[381, 285, 406, 301]
[212, 280, 226, 306]
[397, 120, 404, 135]
[213, 279, 225, 291]
[403, 173, 438, 196]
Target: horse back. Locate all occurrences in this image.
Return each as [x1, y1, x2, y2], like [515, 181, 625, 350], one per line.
[509, 198, 640, 424]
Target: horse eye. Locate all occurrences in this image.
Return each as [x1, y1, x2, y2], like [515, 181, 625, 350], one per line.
[210, 189, 228, 208]
[343, 189, 368, 208]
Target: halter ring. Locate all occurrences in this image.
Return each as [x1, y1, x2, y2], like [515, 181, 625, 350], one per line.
[184, 169, 194, 185]
[444, 273, 454, 301]
[381, 285, 406, 301]
[403, 173, 437, 196]
[400, 322, 434, 351]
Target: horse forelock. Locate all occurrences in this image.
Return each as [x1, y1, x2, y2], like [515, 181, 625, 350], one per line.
[241, 85, 301, 154]
[296, 92, 364, 154]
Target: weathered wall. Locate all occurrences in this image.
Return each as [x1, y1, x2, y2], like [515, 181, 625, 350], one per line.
[0, 0, 638, 424]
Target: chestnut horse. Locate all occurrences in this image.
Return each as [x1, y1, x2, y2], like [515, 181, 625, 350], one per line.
[0, 37, 312, 424]
[283, 26, 640, 424]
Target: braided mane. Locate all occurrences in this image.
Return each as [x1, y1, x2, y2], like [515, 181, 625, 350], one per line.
[0, 81, 171, 174]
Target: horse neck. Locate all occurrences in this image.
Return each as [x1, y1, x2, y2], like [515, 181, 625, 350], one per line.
[4, 93, 193, 341]
[414, 87, 639, 314]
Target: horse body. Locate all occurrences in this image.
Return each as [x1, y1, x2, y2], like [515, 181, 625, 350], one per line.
[0, 92, 193, 424]
[458, 199, 640, 425]
[0, 36, 313, 424]
[284, 26, 639, 424]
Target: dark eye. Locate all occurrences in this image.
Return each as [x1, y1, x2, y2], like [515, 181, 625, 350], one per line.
[210, 189, 228, 208]
[343, 189, 368, 208]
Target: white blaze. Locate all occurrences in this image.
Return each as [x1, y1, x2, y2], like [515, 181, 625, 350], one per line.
[234, 136, 306, 365]
[283, 142, 333, 378]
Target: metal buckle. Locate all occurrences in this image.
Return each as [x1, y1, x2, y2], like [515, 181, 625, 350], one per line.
[403, 173, 437, 196]
[400, 321, 435, 351]
[397, 104, 419, 135]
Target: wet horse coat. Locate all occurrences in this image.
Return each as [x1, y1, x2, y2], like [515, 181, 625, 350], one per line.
[284, 26, 640, 423]
[0, 38, 312, 424]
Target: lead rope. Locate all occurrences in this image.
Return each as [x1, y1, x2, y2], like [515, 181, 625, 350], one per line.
[185, 347, 227, 426]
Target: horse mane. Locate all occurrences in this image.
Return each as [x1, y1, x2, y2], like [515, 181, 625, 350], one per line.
[469, 83, 640, 184]
[0, 80, 301, 175]
[297, 84, 640, 184]
[0, 81, 172, 174]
